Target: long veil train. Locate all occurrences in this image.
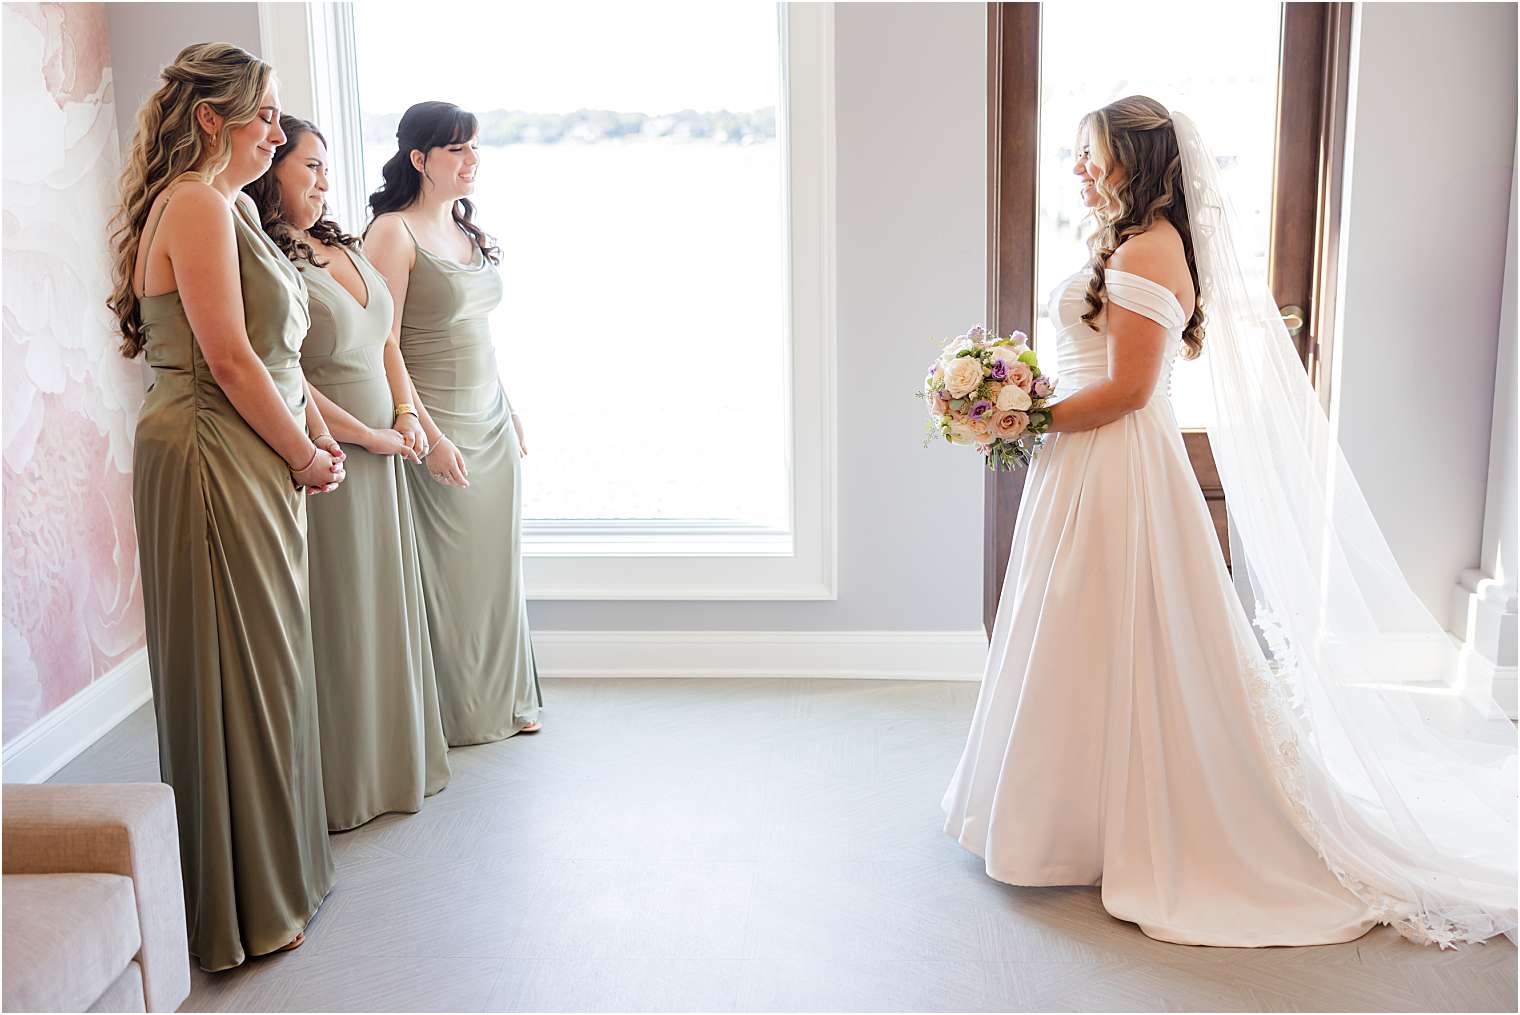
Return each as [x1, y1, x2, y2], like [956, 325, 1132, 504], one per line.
[1174, 111, 1517, 947]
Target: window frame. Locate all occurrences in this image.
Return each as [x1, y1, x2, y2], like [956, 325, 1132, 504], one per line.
[260, 1, 838, 601]
[982, 0, 1351, 625]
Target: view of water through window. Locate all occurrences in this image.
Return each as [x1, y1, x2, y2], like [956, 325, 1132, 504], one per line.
[351, 3, 788, 530]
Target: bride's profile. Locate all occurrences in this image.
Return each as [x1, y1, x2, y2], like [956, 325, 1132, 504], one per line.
[942, 95, 1517, 949]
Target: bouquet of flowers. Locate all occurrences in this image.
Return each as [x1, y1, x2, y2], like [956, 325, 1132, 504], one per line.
[920, 325, 1057, 471]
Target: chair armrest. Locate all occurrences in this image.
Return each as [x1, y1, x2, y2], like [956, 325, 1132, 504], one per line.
[4, 784, 190, 1013]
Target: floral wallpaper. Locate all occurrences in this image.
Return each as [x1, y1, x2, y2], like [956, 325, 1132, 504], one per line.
[3, 3, 147, 744]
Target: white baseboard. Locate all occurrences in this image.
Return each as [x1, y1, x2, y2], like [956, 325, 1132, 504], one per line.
[1491, 667, 1519, 721]
[533, 630, 988, 681]
[1449, 571, 1518, 721]
[1451, 569, 1518, 666]
[2, 649, 152, 784]
[0, 632, 983, 783]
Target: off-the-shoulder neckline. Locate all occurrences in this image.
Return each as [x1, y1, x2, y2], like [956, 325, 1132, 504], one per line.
[1104, 267, 1188, 318]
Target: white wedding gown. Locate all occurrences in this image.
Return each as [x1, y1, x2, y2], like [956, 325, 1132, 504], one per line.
[941, 265, 1381, 946]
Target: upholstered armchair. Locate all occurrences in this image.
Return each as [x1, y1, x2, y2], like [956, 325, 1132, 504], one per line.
[2, 783, 190, 1012]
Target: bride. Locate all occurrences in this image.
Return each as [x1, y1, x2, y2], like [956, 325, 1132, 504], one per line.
[942, 95, 1517, 948]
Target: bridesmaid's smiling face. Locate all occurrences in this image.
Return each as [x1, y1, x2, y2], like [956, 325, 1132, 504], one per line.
[205, 79, 286, 189]
[414, 134, 480, 201]
[273, 130, 329, 233]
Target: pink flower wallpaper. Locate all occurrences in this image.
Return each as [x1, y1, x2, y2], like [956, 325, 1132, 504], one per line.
[3, 3, 148, 744]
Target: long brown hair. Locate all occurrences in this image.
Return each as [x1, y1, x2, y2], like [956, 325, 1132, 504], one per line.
[1078, 95, 1206, 358]
[243, 115, 358, 266]
[365, 100, 500, 263]
[108, 42, 271, 358]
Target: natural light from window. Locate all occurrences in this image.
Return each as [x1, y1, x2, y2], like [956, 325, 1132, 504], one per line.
[351, 3, 789, 535]
[1038, 0, 1281, 428]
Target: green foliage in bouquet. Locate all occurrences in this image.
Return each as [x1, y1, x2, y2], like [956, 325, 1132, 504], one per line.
[918, 325, 1058, 472]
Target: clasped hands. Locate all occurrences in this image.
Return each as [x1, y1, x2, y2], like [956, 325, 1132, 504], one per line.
[291, 434, 346, 495]
[292, 411, 526, 493]
[391, 410, 469, 488]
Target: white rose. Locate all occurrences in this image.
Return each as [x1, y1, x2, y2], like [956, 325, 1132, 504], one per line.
[947, 420, 978, 445]
[942, 356, 984, 398]
[996, 384, 1032, 411]
[940, 337, 976, 366]
[986, 345, 1021, 371]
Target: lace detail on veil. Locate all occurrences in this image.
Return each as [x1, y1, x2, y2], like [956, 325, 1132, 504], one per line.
[1239, 610, 1494, 950]
[1172, 106, 1515, 950]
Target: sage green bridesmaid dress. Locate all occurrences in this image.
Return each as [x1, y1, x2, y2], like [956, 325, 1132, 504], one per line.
[297, 244, 450, 829]
[132, 194, 333, 972]
[396, 219, 541, 745]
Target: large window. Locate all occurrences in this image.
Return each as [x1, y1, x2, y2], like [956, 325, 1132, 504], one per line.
[352, 3, 788, 536]
[1036, 0, 1281, 428]
[268, 2, 837, 598]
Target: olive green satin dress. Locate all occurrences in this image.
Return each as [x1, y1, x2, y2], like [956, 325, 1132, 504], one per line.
[397, 220, 541, 745]
[298, 244, 450, 829]
[132, 196, 333, 972]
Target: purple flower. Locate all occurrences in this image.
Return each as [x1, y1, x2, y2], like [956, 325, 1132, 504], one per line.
[989, 359, 1008, 381]
[969, 399, 994, 420]
[1032, 376, 1054, 398]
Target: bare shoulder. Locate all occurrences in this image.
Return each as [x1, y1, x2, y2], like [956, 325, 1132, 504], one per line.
[159, 179, 230, 227]
[365, 212, 411, 247]
[362, 212, 415, 273]
[153, 183, 237, 264]
[1109, 222, 1188, 287]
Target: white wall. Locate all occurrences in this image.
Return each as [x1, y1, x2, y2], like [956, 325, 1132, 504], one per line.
[105, 2, 262, 153]
[1463, 150, 1518, 682]
[1333, 2, 1517, 621]
[1480, 158, 1517, 651]
[528, 2, 987, 634]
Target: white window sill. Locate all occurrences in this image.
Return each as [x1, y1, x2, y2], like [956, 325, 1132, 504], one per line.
[524, 520, 794, 558]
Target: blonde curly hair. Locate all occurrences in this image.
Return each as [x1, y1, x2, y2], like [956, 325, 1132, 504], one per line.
[1078, 95, 1205, 359]
[107, 42, 272, 358]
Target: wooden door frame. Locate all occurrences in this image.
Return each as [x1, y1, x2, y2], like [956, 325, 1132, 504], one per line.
[982, 1, 1354, 633]
[1276, 1, 1355, 409]
[983, 2, 1040, 635]
[1185, 1, 1354, 561]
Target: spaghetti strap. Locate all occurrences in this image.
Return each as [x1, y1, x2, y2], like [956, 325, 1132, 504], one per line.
[135, 190, 178, 297]
[396, 216, 419, 244]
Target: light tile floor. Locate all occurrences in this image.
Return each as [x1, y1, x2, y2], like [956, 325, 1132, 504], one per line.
[52, 678, 1518, 1012]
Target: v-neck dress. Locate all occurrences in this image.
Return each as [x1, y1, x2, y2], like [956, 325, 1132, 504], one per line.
[297, 243, 450, 830]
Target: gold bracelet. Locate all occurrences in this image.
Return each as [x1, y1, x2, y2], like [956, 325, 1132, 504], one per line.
[394, 402, 416, 421]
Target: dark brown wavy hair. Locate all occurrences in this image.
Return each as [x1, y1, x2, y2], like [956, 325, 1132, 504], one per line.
[1078, 95, 1205, 359]
[242, 115, 357, 266]
[364, 100, 500, 264]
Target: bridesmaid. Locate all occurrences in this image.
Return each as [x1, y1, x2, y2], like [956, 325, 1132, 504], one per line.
[107, 43, 340, 970]
[364, 100, 542, 745]
[245, 116, 451, 829]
